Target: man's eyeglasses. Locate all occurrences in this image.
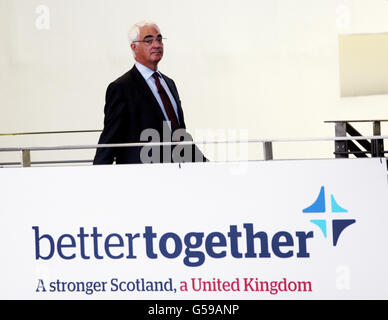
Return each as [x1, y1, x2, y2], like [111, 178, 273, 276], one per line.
[132, 36, 166, 45]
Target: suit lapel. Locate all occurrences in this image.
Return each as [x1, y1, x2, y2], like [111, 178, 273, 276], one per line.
[129, 66, 166, 123]
[129, 65, 186, 130]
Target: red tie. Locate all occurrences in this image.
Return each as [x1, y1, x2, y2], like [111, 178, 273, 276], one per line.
[152, 72, 179, 131]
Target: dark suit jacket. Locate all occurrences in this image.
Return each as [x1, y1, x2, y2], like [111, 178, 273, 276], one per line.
[93, 65, 206, 164]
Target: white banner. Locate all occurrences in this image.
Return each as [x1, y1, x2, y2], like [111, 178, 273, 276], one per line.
[0, 158, 387, 299]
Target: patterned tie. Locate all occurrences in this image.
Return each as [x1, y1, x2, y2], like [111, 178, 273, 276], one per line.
[152, 72, 179, 131]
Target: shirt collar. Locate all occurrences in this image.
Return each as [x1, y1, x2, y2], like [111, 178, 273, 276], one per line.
[135, 61, 161, 81]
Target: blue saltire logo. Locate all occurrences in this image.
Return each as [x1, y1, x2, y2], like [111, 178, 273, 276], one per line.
[303, 186, 356, 246]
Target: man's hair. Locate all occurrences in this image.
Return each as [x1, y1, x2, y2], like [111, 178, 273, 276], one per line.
[128, 20, 160, 44]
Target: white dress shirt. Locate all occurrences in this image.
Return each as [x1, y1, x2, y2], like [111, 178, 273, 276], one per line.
[135, 62, 180, 131]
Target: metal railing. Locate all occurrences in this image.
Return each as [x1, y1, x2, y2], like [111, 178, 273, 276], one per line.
[1, 135, 387, 168]
[325, 119, 388, 158]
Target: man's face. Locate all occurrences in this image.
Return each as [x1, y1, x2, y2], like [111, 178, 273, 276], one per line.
[131, 25, 164, 69]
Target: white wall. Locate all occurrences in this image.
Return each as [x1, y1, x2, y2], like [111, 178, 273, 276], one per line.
[1, 0, 388, 163]
[339, 33, 388, 97]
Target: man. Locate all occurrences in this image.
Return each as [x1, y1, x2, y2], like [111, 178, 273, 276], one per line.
[93, 20, 206, 165]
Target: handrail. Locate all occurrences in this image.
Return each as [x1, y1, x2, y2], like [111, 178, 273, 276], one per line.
[0, 135, 387, 168]
[1, 135, 387, 152]
[325, 119, 386, 158]
[0, 130, 101, 136]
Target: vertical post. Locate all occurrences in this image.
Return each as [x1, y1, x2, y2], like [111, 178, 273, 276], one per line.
[21, 149, 31, 167]
[263, 141, 273, 160]
[372, 121, 383, 157]
[335, 122, 348, 158]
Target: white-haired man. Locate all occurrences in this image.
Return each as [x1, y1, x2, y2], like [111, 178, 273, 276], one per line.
[94, 21, 206, 164]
